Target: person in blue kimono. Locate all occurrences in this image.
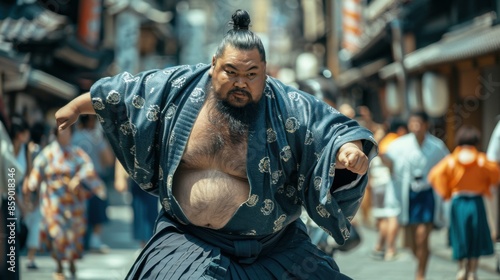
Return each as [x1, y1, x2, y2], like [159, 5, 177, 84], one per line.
[55, 9, 377, 280]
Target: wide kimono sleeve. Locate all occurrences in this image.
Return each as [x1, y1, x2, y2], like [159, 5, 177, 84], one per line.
[89, 68, 180, 195]
[301, 109, 377, 244]
[428, 156, 453, 200]
[271, 81, 378, 244]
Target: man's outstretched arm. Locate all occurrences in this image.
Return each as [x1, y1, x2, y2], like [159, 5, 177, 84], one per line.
[55, 92, 95, 130]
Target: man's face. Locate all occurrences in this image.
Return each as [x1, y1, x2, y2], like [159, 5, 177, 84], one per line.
[408, 116, 428, 137]
[209, 45, 266, 108]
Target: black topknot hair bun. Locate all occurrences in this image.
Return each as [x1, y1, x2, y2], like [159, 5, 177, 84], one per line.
[231, 9, 251, 30]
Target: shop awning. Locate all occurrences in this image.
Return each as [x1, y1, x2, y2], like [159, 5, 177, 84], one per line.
[3, 66, 78, 101]
[0, 48, 28, 75]
[27, 69, 79, 100]
[337, 58, 388, 89]
[379, 24, 500, 80]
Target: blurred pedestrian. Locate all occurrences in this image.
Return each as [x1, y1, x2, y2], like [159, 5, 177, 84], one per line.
[25, 127, 106, 280]
[356, 106, 385, 143]
[355, 106, 385, 227]
[429, 125, 500, 280]
[22, 121, 49, 269]
[370, 118, 407, 261]
[72, 115, 114, 253]
[384, 111, 449, 280]
[9, 116, 47, 270]
[114, 160, 158, 248]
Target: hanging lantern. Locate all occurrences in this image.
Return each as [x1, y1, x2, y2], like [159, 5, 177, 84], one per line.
[422, 72, 449, 117]
[385, 81, 402, 114]
[295, 52, 319, 81]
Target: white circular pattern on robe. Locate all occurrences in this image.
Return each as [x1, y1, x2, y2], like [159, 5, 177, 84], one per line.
[158, 166, 164, 181]
[130, 145, 136, 156]
[95, 114, 104, 123]
[161, 198, 171, 211]
[271, 170, 283, 184]
[169, 132, 176, 146]
[304, 130, 314, 145]
[145, 73, 155, 83]
[166, 104, 177, 119]
[341, 227, 350, 240]
[172, 77, 186, 88]
[132, 95, 145, 108]
[280, 146, 292, 162]
[319, 226, 332, 237]
[245, 194, 259, 207]
[258, 157, 271, 173]
[273, 214, 287, 232]
[285, 185, 295, 197]
[140, 182, 153, 190]
[297, 174, 305, 191]
[328, 106, 338, 114]
[328, 163, 336, 177]
[288, 91, 300, 101]
[264, 86, 274, 99]
[261, 199, 274, 215]
[266, 128, 277, 143]
[146, 105, 160, 121]
[106, 90, 121, 105]
[313, 176, 322, 191]
[92, 98, 105, 110]
[189, 88, 205, 103]
[316, 204, 330, 218]
[167, 175, 173, 188]
[122, 72, 140, 83]
[285, 117, 300, 133]
[119, 121, 137, 136]
[163, 68, 175, 75]
[242, 230, 257, 236]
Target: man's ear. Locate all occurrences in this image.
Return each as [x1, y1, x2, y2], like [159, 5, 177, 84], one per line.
[208, 56, 216, 75]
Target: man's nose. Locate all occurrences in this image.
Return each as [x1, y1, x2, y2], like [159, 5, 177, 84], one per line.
[234, 76, 247, 87]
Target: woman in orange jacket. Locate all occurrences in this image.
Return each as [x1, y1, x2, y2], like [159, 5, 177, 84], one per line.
[428, 125, 500, 280]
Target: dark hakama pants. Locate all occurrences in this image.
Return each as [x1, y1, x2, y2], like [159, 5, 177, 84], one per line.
[126, 210, 351, 280]
[449, 195, 494, 260]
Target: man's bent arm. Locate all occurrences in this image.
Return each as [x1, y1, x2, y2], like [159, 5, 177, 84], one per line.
[55, 92, 95, 130]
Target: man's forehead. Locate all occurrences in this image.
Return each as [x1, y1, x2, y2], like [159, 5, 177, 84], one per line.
[219, 47, 263, 66]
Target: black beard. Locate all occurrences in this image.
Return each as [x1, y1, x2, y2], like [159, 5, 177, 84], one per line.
[215, 99, 256, 139]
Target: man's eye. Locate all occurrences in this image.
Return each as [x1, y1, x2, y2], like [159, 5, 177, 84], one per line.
[226, 70, 236, 75]
[248, 73, 256, 77]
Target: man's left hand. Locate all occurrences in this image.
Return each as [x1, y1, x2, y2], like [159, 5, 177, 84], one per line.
[336, 141, 369, 175]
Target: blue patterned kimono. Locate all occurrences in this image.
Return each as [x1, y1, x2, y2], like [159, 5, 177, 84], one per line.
[90, 64, 377, 279]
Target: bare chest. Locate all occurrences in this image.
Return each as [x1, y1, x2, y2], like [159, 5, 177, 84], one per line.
[181, 110, 248, 177]
[171, 107, 250, 229]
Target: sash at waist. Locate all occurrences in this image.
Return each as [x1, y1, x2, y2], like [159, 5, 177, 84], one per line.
[155, 209, 303, 264]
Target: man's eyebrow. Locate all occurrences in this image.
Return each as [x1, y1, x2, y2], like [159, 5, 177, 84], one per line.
[224, 63, 259, 71]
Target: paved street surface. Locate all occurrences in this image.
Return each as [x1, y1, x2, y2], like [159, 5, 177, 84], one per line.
[335, 225, 500, 280]
[18, 190, 500, 280]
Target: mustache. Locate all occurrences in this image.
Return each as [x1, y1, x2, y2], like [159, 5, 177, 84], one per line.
[229, 88, 251, 97]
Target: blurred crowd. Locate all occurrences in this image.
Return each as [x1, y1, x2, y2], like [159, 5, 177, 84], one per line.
[0, 108, 159, 279]
[297, 73, 500, 280]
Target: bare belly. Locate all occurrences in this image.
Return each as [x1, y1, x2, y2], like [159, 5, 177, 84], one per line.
[172, 168, 250, 229]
